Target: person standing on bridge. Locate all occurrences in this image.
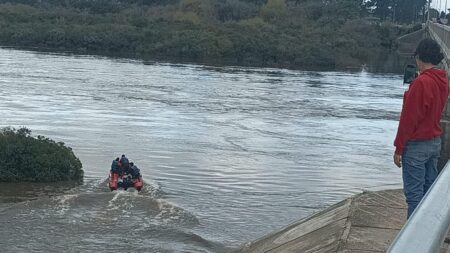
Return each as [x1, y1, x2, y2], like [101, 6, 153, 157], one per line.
[394, 38, 449, 218]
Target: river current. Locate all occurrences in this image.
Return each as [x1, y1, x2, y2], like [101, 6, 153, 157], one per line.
[0, 48, 404, 252]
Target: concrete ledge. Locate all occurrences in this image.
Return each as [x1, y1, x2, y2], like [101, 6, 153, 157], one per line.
[233, 189, 409, 253]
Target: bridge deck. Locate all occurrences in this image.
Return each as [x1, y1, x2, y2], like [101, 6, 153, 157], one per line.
[233, 189, 450, 253]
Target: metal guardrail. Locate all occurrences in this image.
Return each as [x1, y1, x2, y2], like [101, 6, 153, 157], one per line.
[386, 161, 450, 253]
[428, 22, 450, 70]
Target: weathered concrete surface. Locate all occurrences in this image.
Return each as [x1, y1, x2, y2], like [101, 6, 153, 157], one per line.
[397, 28, 426, 56]
[233, 189, 450, 253]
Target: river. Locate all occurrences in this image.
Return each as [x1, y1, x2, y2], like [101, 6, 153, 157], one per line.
[0, 48, 403, 252]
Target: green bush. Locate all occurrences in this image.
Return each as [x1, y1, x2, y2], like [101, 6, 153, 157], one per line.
[0, 127, 83, 182]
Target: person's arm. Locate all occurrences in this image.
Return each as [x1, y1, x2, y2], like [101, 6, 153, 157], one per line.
[394, 80, 426, 155]
[133, 166, 140, 177]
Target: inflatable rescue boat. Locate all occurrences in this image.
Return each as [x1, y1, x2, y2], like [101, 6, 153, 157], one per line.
[108, 172, 143, 191]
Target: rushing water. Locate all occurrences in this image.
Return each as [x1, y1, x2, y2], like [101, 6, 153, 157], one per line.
[0, 48, 404, 252]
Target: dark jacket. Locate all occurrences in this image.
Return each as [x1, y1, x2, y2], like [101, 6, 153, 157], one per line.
[131, 165, 141, 177]
[120, 156, 130, 167]
[111, 160, 119, 172]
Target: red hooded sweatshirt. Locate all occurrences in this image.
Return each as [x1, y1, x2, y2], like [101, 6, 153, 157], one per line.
[394, 68, 449, 155]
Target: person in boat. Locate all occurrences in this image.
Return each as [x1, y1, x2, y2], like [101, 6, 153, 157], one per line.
[119, 154, 130, 175]
[110, 157, 120, 173]
[109, 156, 143, 191]
[129, 162, 141, 178]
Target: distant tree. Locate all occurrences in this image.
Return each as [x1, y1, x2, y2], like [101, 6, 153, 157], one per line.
[244, 0, 266, 6]
[175, 0, 216, 21]
[260, 0, 287, 21]
[393, 0, 423, 23]
[216, 0, 259, 22]
[333, 0, 362, 21]
[364, 0, 427, 23]
[428, 8, 440, 19]
[364, 0, 394, 21]
[286, 0, 306, 6]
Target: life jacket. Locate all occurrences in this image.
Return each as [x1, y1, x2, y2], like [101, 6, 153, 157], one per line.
[111, 160, 119, 170]
[131, 165, 140, 176]
[120, 157, 129, 167]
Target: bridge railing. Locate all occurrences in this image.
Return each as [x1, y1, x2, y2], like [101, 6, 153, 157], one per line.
[428, 22, 450, 69]
[386, 160, 450, 253]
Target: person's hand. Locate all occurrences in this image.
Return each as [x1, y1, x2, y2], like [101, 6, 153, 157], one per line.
[393, 154, 402, 168]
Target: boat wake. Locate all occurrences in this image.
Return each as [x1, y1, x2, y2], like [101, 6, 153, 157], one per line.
[0, 180, 226, 253]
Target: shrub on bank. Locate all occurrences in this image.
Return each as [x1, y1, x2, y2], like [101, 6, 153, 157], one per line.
[0, 127, 83, 182]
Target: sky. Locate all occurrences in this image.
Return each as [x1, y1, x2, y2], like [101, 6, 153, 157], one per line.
[432, 0, 450, 12]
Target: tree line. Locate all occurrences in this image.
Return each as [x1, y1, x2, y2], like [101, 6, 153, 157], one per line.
[363, 0, 428, 23]
[0, 0, 421, 71]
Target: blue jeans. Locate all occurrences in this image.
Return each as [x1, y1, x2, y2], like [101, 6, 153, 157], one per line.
[402, 137, 441, 218]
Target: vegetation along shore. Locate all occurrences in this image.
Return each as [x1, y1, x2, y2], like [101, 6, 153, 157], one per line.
[0, 0, 424, 71]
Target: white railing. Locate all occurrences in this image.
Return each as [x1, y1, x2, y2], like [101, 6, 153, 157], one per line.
[386, 161, 450, 253]
[428, 23, 450, 70]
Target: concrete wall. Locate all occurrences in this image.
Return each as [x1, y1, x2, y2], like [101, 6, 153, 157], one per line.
[397, 28, 427, 56]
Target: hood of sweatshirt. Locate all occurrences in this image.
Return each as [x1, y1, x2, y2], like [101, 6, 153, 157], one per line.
[420, 68, 449, 92]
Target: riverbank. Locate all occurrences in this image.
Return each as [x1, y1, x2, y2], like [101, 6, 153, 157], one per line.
[0, 0, 418, 73]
